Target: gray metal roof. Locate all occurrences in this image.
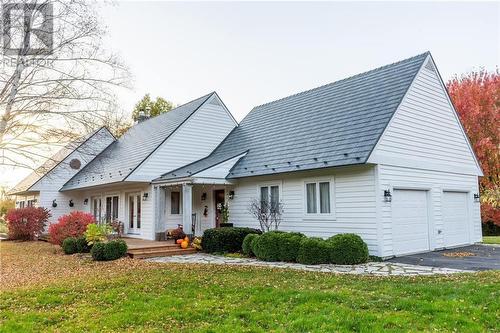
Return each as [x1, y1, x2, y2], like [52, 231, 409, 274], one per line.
[9, 127, 112, 195]
[157, 52, 429, 181]
[61, 93, 214, 191]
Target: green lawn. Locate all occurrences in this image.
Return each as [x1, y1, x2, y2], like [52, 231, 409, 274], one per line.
[482, 236, 500, 244]
[1, 242, 499, 332]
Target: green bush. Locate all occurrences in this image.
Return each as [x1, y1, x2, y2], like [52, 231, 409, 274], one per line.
[91, 240, 128, 261]
[242, 233, 259, 256]
[201, 227, 262, 253]
[278, 232, 306, 262]
[75, 236, 92, 253]
[297, 237, 330, 265]
[327, 233, 369, 265]
[62, 237, 78, 254]
[252, 231, 285, 261]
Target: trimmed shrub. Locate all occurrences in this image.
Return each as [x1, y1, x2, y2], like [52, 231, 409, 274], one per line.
[91, 240, 128, 261]
[48, 211, 95, 245]
[252, 231, 284, 261]
[327, 233, 369, 265]
[297, 237, 330, 265]
[75, 236, 92, 253]
[242, 233, 259, 256]
[5, 207, 50, 240]
[62, 237, 78, 254]
[201, 227, 262, 253]
[278, 232, 306, 262]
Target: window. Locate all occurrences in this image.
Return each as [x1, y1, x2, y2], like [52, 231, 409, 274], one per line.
[27, 199, 36, 207]
[305, 181, 331, 214]
[92, 197, 102, 222]
[171, 191, 180, 214]
[260, 185, 280, 211]
[18, 201, 25, 208]
[105, 195, 119, 222]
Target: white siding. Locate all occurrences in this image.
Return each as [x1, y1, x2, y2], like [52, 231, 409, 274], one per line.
[227, 166, 380, 255]
[378, 164, 481, 257]
[34, 128, 115, 225]
[368, 57, 481, 176]
[128, 99, 237, 181]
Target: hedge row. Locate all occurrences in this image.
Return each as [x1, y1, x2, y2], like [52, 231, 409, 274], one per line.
[62, 236, 92, 254]
[91, 239, 128, 261]
[246, 232, 369, 265]
[202, 227, 262, 253]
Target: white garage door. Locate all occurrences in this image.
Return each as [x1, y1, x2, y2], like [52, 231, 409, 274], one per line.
[443, 191, 469, 247]
[393, 189, 430, 255]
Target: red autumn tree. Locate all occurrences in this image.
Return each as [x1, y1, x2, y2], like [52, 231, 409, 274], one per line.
[447, 69, 500, 226]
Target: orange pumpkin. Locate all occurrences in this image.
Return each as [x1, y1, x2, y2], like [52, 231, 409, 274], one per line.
[184, 236, 189, 242]
[181, 240, 189, 249]
[176, 239, 183, 244]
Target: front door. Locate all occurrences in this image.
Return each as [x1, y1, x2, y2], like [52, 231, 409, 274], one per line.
[91, 197, 102, 223]
[214, 190, 225, 228]
[128, 193, 142, 234]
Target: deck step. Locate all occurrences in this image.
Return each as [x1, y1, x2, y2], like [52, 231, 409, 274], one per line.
[128, 248, 197, 259]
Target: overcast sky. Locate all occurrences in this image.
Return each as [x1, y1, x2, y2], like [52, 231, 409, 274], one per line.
[4, 1, 499, 188]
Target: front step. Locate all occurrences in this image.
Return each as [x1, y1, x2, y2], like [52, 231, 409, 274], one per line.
[128, 247, 197, 259]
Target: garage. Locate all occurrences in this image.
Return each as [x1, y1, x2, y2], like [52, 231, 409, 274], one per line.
[442, 191, 470, 247]
[392, 189, 430, 255]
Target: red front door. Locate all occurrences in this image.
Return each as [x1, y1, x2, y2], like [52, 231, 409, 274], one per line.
[214, 190, 225, 228]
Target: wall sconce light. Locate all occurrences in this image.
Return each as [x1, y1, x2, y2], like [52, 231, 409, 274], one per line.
[384, 190, 392, 203]
[69, 200, 74, 207]
[228, 190, 235, 200]
[201, 193, 207, 201]
[143, 192, 149, 201]
[474, 193, 480, 202]
[83, 198, 89, 205]
[52, 199, 57, 208]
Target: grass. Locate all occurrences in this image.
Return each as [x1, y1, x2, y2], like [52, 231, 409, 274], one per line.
[0, 242, 499, 332]
[482, 236, 500, 244]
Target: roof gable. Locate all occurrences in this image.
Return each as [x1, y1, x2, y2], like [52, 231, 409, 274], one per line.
[61, 92, 214, 191]
[157, 52, 429, 181]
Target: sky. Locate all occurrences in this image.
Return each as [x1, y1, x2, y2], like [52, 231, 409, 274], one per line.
[3, 1, 499, 188]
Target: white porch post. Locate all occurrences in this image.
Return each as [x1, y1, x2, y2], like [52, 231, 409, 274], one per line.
[182, 183, 193, 236]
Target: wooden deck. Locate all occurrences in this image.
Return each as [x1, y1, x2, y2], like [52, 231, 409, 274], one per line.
[122, 237, 196, 259]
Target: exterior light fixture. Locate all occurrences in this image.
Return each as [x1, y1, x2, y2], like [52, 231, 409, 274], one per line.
[69, 200, 74, 207]
[474, 193, 480, 202]
[83, 198, 89, 205]
[52, 199, 57, 208]
[228, 191, 235, 200]
[143, 192, 149, 201]
[201, 193, 207, 201]
[384, 190, 392, 202]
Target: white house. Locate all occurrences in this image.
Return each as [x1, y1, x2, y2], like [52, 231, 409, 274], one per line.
[10, 52, 483, 257]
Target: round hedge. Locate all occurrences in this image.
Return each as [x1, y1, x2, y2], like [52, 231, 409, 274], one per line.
[252, 231, 284, 261]
[91, 239, 128, 261]
[201, 227, 262, 253]
[297, 237, 330, 265]
[278, 232, 305, 262]
[242, 233, 259, 256]
[62, 237, 78, 254]
[327, 233, 369, 265]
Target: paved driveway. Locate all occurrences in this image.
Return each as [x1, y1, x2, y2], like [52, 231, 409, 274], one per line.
[389, 244, 499, 271]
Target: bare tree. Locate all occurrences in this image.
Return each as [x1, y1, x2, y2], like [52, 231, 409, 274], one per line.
[248, 198, 284, 232]
[0, 0, 131, 171]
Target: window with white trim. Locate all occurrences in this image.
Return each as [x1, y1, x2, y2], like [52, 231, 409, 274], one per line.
[305, 181, 331, 214]
[105, 195, 119, 222]
[260, 185, 280, 212]
[170, 191, 181, 215]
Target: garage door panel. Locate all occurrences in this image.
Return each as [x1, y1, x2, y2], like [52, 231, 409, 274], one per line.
[393, 189, 430, 255]
[443, 192, 469, 247]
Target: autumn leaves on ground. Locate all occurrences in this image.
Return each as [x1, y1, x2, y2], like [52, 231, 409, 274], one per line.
[1, 241, 499, 333]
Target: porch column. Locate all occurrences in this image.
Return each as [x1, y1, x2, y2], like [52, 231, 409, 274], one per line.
[182, 184, 193, 236]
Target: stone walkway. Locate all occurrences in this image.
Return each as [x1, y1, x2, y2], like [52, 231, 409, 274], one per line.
[147, 253, 471, 276]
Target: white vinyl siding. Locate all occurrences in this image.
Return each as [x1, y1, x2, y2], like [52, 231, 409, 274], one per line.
[128, 98, 237, 181]
[378, 164, 481, 257]
[228, 165, 379, 255]
[368, 57, 481, 176]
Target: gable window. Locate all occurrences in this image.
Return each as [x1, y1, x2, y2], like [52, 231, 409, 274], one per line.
[260, 185, 280, 211]
[305, 180, 332, 214]
[171, 191, 181, 215]
[105, 195, 119, 222]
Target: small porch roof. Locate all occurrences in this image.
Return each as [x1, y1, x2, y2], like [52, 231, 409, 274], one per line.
[153, 176, 235, 187]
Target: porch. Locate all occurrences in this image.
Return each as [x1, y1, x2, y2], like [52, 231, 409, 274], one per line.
[123, 237, 196, 259]
[152, 178, 235, 239]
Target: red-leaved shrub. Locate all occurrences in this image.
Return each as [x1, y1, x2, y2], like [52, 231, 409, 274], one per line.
[5, 207, 51, 240]
[48, 211, 96, 245]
